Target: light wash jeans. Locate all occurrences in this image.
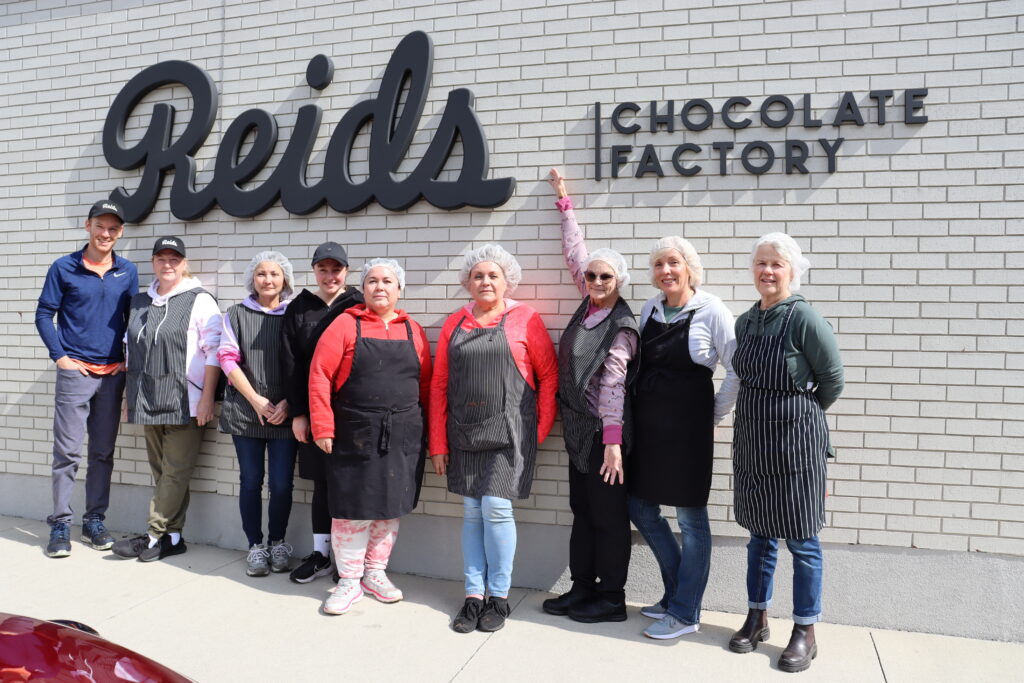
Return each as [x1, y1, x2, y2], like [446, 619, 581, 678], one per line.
[462, 496, 516, 598]
[746, 534, 823, 625]
[628, 496, 711, 626]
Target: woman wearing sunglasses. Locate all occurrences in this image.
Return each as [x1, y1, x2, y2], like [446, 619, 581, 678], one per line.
[543, 170, 639, 624]
[627, 229, 739, 639]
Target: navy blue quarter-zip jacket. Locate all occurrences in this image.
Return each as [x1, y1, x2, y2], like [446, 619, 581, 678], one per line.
[35, 247, 139, 364]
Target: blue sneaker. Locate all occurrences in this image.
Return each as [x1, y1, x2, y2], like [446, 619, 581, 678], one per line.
[82, 518, 115, 550]
[46, 522, 71, 558]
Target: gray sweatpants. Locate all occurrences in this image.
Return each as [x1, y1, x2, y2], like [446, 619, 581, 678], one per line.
[47, 368, 126, 526]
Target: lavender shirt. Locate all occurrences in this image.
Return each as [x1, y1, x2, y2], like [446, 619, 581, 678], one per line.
[558, 196, 638, 445]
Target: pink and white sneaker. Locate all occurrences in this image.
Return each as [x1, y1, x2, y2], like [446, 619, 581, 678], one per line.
[323, 577, 363, 615]
[360, 569, 403, 603]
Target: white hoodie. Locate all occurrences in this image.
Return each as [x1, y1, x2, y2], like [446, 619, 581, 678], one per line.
[639, 289, 739, 424]
[128, 277, 223, 417]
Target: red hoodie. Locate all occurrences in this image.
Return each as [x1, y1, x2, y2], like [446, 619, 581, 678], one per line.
[309, 305, 432, 441]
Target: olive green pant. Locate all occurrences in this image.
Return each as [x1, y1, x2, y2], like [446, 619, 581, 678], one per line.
[144, 421, 203, 538]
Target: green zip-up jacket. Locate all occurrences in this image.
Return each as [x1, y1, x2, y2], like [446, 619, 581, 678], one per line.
[734, 294, 844, 410]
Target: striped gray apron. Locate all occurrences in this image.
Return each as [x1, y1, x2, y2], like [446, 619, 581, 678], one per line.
[125, 289, 200, 425]
[557, 296, 638, 472]
[446, 313, 538, 500]
[732, 301, 830, 539]
[219, 304, 293, 440]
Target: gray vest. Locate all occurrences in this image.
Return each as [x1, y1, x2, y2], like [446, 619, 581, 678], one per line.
[126, 289, 201, 425]
[218, 304, 292, 439]
[557, 296, 639, 472]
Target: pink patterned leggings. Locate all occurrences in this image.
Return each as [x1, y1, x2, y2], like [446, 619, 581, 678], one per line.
[331, 518, 400, 579]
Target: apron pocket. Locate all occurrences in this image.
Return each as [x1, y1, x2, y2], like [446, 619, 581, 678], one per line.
[333, 418, 380, 460]
[450, 411, 512, 452]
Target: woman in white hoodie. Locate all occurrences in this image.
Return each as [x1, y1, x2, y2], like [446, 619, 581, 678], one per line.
[628, 236, 739, 640]
[112, 236, 222, 563]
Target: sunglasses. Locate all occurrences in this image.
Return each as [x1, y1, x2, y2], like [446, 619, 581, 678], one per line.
[584, 271, 615, 282]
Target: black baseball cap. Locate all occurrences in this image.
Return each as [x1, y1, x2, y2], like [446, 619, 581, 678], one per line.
[311, 241, 349, 267]
[87, 199, 125, 223]
[152, 236, 186, 257]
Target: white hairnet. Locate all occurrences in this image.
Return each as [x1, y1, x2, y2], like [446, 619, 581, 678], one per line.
[585, 248, 630, 289]
[649, 236, 703, 289]
[244, 250, 294, 299]
[361, 257, 406, 290]
[459, 243, 523, 294]
[751, 232, 810, 291]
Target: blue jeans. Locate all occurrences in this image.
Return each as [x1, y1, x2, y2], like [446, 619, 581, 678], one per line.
[462, 496, 516, 598]
[233, 435, 298, 547]
[628, 496, 711, 625]
[746, 534, 823, 625]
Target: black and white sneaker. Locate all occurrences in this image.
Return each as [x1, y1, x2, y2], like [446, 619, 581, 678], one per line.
[289, 551, 333, 584]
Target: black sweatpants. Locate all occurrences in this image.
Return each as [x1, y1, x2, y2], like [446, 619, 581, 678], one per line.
[568, 435, 632, 601]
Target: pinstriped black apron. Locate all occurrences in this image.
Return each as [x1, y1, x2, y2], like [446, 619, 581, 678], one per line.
[732, 301, 829, 539]
[126, 289, 201, 425]
[325, 317, 425, 520]
[629, 310, 715, 507]
[557, 296, 638, 472]
[446, 313, 538, 500]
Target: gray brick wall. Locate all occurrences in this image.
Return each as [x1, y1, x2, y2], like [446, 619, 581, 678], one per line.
[2, 0, 1022, 555]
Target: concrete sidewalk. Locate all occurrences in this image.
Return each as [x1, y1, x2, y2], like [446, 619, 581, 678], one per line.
[2, 514, 1021, 682]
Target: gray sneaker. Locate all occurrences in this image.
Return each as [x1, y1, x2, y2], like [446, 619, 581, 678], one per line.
[268, 540, 293, 573]
[640, 603, 668, 619]
[643, 614, 700, 640]
[246, 544, 270, 577]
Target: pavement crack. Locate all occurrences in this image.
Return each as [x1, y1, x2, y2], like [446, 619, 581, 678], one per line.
[869, 631, 889, 683]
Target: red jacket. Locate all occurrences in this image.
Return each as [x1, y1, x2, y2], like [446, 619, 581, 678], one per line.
[429, 300, 558, 455]
[309, 305, 432, 441]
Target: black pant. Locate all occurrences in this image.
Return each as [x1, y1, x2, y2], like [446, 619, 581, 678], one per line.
[311, 474, 331, 535]
[568, 435, 632, 600]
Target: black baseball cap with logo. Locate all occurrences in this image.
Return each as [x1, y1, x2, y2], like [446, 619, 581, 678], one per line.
[311, 241, 349, 267]
[87, 199, 126, 224]
[152, 236, 186, 257]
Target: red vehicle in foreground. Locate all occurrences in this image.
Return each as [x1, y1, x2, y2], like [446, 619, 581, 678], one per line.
[0, 612, 192, 682]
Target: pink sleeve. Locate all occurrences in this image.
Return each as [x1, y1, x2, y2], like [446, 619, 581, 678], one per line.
[599, 328, 639, 444]
[216, 311, 242, 378]
[557, 196, 588, 296]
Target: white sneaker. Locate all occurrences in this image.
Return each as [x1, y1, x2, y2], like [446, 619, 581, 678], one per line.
[323, 578, 363, 615]
[361, 569, 403, 603]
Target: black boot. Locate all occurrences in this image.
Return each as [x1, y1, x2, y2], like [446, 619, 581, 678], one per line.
[568, 594, 627, 624]
[729, 608, 770, 653]
[542, 582, 595, 616]
[778, 623, 817, 673]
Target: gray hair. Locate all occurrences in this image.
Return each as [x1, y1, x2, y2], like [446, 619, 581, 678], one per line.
[459, 244, 523, 294]
[585, 248, 630, 289]
[361, 257, 406, 290]
[649, 236, 703, 289]
[751, 232, 810, 291]
[244, 250, 294, 299]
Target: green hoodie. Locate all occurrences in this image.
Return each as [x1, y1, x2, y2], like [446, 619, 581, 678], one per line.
[734, 294, 844, 411]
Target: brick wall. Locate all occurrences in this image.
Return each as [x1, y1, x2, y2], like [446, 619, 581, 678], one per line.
[2, 0, 1022, 555]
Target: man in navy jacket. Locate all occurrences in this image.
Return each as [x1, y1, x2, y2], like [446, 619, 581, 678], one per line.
[35, 200, 138, 557]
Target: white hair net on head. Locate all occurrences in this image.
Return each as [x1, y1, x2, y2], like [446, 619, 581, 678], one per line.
[585, 248, 630, 289]
[361, 257, 406, 290]
[752, 232, 810, 291]
[649, 236, 703, 289]
[244, 250, 294, 299]
[459, 243, 523, 294]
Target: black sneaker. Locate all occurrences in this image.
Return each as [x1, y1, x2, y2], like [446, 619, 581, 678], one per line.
[452, 597, 484, 633]
[162, 535, 187, 559]
[46, 522, 71, 558]
[477, 596, 511, 632]
[289, 551, 333, 584]
[82, 518, 114, 550]
[138, 535, 169, 562]
[112, 534, 151, 559]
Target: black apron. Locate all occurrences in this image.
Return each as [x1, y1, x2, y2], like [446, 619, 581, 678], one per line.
[732, 301, 829, 540]
[629, 310, 715, 507]
[325, 317, 425, 520]
[445, 313, 538, 500]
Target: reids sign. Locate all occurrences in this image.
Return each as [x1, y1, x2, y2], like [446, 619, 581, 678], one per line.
[102, 31, 516, 224]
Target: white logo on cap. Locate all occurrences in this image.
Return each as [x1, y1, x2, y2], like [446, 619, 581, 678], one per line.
[161, 239, 178, 246]
[102, 203, 118, 211]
